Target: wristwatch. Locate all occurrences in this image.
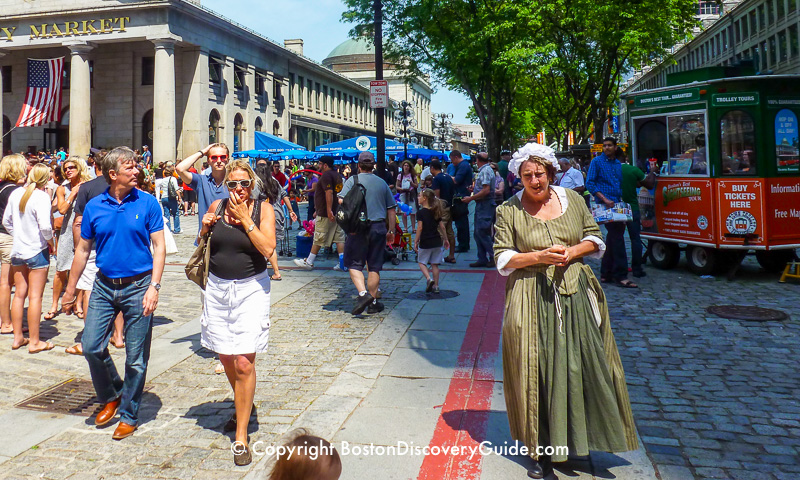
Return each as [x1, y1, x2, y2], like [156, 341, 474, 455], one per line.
[247, 223, 256, 233]
[150, 282, 161, 291]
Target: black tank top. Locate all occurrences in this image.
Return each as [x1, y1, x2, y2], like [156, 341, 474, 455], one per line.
[209, 200, 268, 280]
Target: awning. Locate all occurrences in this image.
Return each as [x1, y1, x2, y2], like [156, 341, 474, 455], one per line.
[395, 148, 449, 162]
[253, 131, 306, 153]
[315, 136, 404, 152]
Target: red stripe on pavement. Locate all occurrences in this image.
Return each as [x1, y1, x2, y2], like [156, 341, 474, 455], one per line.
[418, 271, 506, 480]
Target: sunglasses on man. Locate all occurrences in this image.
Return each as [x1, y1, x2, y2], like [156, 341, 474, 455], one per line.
[210, 155, 228, 161]
[226, 179, 252, 189]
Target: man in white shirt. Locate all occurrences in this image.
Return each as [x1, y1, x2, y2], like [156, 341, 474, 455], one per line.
[556, 158, 586, 194]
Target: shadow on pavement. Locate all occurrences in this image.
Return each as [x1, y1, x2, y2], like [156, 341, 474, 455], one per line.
[184, 400, 260, 438]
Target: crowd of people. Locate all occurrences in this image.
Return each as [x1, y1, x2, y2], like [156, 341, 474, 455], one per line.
[0, 137, 652, 477]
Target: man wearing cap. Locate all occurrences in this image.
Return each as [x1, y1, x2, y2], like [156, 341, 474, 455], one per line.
[141, 145, 152, 168]
[338, 152, 397, 315]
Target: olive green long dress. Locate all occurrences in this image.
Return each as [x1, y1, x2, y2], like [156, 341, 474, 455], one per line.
[494, 187, 638, 462]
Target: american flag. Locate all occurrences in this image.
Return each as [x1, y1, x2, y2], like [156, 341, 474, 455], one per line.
[15, 57, 65, 127]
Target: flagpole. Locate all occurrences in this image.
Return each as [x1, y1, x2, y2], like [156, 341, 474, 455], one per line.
[1, 125, 17, 140]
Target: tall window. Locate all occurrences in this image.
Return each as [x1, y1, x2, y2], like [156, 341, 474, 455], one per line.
[779, 30, 788, 62]
[767, 0, 775, 25]
[255, 117, 263, 132]
[337, 91, 341, 116]
[298, 76, 304, 106]
[749, 10, 757, 35]
[778, 0, 785, 19]
[307, 79, 312, 107]
[274, 77, 283, 102]
[141, 56, 154, 86]
[209, 58, 223, 86]
[234, 65, 246, 92]
[323, 86, 328, 113]
[315, 82, 321, 111]
[288, 73, 295, 103]
[742, 15, 749, 39]
[791, 24, 799, 58]
[1, 66, 10, 93]
[720, 110, 757, 175]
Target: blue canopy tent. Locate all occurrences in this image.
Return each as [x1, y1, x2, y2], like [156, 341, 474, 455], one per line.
[232, 149, 272, 160]
[394, 148, 448, 162]
[254, 131, 306, 153]
[315, 136, 404, 152]
[272, 149, 316, 161]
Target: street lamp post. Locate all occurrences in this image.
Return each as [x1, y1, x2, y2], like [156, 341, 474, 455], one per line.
[431, 113, 454, 153]
[392, 100, 418, 162]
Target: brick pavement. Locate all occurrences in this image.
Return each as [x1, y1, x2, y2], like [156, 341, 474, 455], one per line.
[0, 210, 798, 479]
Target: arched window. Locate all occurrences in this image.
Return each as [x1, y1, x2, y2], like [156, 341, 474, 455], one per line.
[720, 110, 757, 175]
[254, 117, 263, 132]
[273, 120, 280, 137]
[233, 113, 244, 152]
[209, 109, 221, 144]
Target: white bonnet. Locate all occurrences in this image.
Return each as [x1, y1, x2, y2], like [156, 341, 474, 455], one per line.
[508, 143, 560, 176]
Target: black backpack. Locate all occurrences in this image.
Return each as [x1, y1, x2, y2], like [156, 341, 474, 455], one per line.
[336, 174, 369, 234]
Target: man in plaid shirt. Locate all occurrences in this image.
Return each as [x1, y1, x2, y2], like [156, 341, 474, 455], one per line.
[586, 138, 637, 288]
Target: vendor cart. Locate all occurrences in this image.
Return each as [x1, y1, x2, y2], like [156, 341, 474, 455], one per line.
[623, 67, 800, 276]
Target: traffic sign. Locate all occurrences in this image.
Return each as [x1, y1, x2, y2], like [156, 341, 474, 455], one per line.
[370, 80, 389, 109]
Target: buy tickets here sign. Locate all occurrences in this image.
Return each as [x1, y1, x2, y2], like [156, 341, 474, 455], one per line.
[717, 180, 765, 245]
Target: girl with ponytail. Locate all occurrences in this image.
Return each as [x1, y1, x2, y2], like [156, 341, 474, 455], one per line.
[2, 163, 55, 353]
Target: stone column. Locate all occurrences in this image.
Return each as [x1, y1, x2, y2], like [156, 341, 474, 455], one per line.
[0, 51, 5, 155]
[179, 47, 208, 162]
[66, 42, 94, 157]
[152, 38, 177, 164]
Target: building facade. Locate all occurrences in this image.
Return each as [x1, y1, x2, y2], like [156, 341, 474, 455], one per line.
[622, 0, 799, 94]
[0, 0, 410, 163]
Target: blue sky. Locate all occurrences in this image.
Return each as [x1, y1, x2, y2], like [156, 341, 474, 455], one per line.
[201, 0, 474, 125]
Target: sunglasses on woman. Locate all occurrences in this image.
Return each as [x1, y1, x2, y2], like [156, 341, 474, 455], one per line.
[226, 179, 252, 189]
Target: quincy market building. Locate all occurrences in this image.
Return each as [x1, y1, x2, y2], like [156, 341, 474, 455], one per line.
[0, 0, 433, 164]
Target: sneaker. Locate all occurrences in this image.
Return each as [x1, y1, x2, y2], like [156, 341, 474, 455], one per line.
[293, 259, 314, 270]
[333, 264, 347, 272]
[425, 279, 434, 293]
[432, 285, 440, 294]
[352, 293, 374, 315]
[367, 300, 385, 314]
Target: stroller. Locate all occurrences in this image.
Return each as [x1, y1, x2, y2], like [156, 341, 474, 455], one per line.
[385, 224, 414, 265]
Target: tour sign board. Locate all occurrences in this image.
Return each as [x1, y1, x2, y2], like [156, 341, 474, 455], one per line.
[370, 80, 389, 109]
[633, 88, 700, 108]
[711, 92, 760, 107]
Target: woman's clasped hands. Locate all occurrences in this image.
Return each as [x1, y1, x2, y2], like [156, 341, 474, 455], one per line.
[537, 245, 573, 267]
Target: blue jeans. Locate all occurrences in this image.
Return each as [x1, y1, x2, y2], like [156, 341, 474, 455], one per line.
[627, 212, 643, 275]
[473, 200, 495, 263]
[82, 274, 153, 426]
[161, 198, 181, 233]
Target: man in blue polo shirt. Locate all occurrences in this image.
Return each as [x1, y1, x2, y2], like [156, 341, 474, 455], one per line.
[62, 146, 165, 441]
[586, 137, 636, 288]
[176, 143, 230, 238]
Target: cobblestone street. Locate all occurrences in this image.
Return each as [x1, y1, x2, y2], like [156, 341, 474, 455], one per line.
[0, 213, 797, 479]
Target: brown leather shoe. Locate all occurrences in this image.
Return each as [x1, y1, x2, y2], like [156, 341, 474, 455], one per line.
[95, 399, 120, 426]
[112, 422, 137, 440]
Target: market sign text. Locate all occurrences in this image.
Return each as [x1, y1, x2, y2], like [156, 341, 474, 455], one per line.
[0, 17, 130, 41]
[633, 89, 700, 108]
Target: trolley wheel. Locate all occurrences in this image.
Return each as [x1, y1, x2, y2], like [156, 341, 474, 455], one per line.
[391, 257, 401, 265]
[686, 246, 717, 275]
[755, 250, 797, 273]
[649, 240, 680, 270]
[402, 253, 408, 261]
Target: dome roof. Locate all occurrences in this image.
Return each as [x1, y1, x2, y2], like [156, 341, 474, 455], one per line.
[325, 37, 375, 60]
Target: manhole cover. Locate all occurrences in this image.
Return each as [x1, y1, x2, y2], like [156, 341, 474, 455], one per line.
[406, 290, 460, 300]
[16, 378, 101, 417]
[706, 305, 789, 322]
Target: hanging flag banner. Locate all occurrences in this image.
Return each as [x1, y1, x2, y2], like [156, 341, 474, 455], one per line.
[16, 57, 65, 127]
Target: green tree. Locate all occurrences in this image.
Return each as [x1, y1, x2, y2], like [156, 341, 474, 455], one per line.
[342, 0, 533, 160]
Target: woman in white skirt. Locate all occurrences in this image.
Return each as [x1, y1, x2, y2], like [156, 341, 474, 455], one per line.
[199, 159, 276, 466]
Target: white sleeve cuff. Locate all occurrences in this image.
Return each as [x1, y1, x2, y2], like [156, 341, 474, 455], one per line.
[496, 250, 519, 276]
[582, 235, 606, 258]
